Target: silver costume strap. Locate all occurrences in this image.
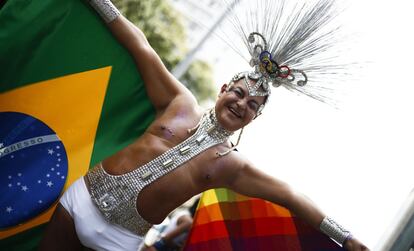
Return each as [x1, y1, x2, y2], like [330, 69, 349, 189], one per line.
[89, 0, 121, 23]
[87, 109, 232, 235]
[320, 216, 352, 246]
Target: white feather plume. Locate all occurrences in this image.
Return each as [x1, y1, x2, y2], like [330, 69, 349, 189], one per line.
[215, 0, 355, 105]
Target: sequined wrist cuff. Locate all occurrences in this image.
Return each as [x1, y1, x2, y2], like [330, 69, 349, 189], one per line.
[320, 216, 352, 246]
[89, 0, 121, 23]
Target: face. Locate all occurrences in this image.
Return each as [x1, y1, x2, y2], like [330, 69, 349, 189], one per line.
[215, 79, 266, 131]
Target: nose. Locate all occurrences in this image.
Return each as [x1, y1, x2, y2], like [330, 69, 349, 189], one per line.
[236, 98, 247, 110]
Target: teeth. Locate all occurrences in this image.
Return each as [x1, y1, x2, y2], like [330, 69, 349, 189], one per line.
[229, 107, 241, 118]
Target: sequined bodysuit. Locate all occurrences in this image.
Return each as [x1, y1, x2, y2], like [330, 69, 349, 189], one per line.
[86, 110, 232, 236]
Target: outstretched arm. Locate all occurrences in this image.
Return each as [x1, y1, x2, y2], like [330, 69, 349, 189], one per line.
[226, 160, 369, 250]
[227, 162, 324, 229]
[88, 0, 196, 113]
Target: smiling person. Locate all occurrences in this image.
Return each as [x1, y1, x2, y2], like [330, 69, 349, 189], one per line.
[38, 0, 369, 251]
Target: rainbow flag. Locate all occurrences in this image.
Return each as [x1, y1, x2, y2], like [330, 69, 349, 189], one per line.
[0, 0, 154, 250]
[184, 188, 344, 251]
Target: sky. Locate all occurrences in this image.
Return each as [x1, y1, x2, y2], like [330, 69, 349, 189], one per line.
[194, 0, 414, 248]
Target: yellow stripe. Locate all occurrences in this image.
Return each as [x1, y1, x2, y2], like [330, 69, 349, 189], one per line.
[199, 189, 219, 207]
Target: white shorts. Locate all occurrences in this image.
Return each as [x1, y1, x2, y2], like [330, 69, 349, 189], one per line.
[59, 177, 144, 251]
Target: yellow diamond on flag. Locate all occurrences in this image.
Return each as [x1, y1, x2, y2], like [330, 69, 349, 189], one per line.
[0, 67, 111, 239]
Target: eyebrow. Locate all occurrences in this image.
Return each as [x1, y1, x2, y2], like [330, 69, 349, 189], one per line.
[230, 86, 245, 96]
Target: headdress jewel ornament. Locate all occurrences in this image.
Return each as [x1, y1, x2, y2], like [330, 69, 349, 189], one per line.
[246, 32, 307, 91]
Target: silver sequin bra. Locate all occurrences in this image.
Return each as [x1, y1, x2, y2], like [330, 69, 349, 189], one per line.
[87, 109, 233, 235]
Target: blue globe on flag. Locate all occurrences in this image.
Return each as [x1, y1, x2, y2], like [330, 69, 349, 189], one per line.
[0, 112, 68, 229]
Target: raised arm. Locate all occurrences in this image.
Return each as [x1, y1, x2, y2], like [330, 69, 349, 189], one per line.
[88, 0, 196, 113]
[226, 160, 369, 250]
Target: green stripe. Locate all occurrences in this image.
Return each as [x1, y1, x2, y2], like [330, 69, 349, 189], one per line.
[215, 188, 237, 202]
[0, 224, 46, 251]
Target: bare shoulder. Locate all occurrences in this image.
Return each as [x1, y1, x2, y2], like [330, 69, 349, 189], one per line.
[222, 150, 254, 169]
[212, 150, 252, 185]
[154, 90, 199, 117]
[173, 91, 199, 110]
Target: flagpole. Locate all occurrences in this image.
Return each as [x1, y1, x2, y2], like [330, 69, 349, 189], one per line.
[375, 189, 414, 251]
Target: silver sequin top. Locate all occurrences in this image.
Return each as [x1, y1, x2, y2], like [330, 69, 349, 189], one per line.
[87, 109, 232, 236]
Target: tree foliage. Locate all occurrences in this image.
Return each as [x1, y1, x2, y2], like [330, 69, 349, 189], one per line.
[112, 0, 216, 103]
[181, 60, 216, 102]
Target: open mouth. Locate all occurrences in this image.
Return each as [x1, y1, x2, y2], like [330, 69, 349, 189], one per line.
[228, 106, 242, 118]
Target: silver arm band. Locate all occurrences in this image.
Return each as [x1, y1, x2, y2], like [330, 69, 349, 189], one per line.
[89, 0, 121, 23]
[320, 216, 352, 246]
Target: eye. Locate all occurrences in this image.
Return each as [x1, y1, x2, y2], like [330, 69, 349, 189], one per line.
[233, 89, 243, 98]
[248, 101, 259, 111]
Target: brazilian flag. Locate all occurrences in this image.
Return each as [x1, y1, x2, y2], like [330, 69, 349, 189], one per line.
[0, 0, 155, 250]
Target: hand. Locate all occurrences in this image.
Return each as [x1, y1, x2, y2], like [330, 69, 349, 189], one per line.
[343, 237, 370, 251]
[159, 236, 178, 248]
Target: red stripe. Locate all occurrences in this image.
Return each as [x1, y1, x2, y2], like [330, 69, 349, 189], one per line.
[185, 231, 341, 251]
[193, 200, 292, 226]
[184, 238, 233, 251]
[187, 220, 230, 243]
[188, 217, 297, 244]
[185, 235, 303, 251]
[226, 217, 298, 236]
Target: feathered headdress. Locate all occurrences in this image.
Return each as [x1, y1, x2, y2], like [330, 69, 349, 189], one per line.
[217, 0, 350, 111]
